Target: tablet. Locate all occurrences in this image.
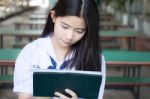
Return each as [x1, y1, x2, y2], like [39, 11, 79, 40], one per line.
[33, 70, 102, 98]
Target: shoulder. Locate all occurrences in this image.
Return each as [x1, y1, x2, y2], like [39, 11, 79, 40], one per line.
[18, 36, 53, 58]
[22, 37, 48, 51]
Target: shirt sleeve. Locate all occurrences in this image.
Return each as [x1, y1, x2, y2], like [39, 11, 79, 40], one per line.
[13, 43, 34, 95]
[98, 55, 106, 99]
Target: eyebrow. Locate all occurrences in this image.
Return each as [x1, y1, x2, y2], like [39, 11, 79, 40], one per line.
[61, 21, 86, 30]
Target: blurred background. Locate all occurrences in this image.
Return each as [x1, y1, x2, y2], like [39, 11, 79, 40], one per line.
[0, 0, 150, 99]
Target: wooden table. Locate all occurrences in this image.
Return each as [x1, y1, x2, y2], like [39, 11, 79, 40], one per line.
[0, 28, 42, 48]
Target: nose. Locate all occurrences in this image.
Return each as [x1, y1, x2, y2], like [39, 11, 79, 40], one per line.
[65, 30, 74, 41]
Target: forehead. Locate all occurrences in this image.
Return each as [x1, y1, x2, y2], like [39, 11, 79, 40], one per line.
[57, 16, 86, 28]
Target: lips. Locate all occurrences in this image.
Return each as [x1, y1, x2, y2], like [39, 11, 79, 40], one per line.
[62, 39, 72, 45]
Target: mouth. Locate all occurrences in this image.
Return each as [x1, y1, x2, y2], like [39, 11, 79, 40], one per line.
[62, 39, 72, 45]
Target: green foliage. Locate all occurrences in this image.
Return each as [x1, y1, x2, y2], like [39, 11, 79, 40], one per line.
[104, 0, 134, 12]
[105, 0, 113, 5]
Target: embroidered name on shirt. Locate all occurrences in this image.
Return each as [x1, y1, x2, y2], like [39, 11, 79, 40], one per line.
[33, 65, 41, 69]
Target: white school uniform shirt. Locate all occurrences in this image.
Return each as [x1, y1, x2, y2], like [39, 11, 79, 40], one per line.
[13, 36, 106, 99]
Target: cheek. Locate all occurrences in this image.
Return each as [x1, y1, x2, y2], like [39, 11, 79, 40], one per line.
[74, 34, 85, 42]
[54, 24, 64, 35]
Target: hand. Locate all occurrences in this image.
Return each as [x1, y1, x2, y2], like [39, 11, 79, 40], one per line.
[53, 89, 78, 99]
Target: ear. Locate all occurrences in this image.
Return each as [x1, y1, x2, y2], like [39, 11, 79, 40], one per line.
[50, 11, 56, 23]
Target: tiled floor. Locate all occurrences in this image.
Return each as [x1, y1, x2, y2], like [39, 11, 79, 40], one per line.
[0, 84, 17, 99]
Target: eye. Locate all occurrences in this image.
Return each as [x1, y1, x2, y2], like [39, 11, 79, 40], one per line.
[76, 30, 86, 34]
[62, 25, 69, 29]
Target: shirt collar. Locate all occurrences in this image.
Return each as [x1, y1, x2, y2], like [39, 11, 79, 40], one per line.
[35, 35, 74, 62]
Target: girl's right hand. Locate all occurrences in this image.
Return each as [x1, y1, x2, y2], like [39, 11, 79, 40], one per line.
[53, 89, 78, 99]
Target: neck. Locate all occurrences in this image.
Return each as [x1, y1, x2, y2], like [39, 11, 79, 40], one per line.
[51, 36, 70, 62]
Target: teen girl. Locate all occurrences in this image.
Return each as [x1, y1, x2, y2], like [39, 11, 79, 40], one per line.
[13, 0, 106, 99]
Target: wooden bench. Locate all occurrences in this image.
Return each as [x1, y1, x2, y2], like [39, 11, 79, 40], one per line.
[0, 49, 150, 99]
[102, 41, 121, 50]
[0, 28, 42, 48]
[29, 14, 47, 20]
[101, 30, 137, 50]
[1, 75, 150, 85]
[136, 36, 150, 51]
[1, 49, 150, 74]
[11, 41, 28, 48]
[1, 75, 150, 86]
[0, 74, 150, 99]
[108, 76, 150, 99]
[0, 6, 37, 22]
[100, 21, 129, 30]
[104, 50, 150, 76]
[106, 76, 150, 99]
[14, 20, 46, 29]
[0, 49, 150, 70]
[0, 75, 13, 83]
[0, 49, 20, 75]
[103, 50, 150, 66]
[100, 16, 113, 21]
[104, 50, 150, 99]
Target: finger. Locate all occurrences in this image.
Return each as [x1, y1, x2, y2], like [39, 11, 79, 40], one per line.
[65, 89, 78, 98]
[54, 92, 70, 99]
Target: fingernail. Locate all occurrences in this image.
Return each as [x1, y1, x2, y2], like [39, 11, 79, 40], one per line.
[54, 92, 58, 95]
[65, 89, 69, 92]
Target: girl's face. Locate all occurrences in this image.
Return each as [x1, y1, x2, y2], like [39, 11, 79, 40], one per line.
[51, 15, 86, 48]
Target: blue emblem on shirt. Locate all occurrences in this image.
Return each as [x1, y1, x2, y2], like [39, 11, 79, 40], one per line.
[47, 56, 72, 70]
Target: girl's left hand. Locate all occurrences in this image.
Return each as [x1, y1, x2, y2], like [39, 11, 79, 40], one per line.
[53, 89, 78, 99]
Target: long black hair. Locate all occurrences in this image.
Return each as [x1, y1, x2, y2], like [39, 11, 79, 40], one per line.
[41, 0, 101, 71]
